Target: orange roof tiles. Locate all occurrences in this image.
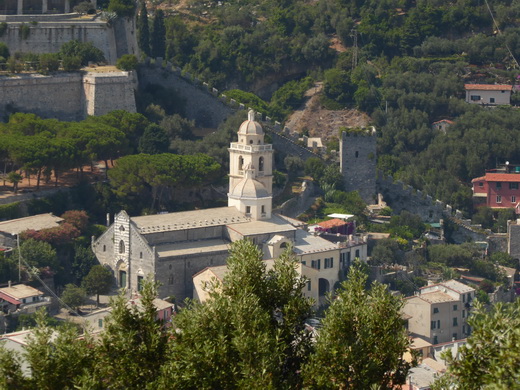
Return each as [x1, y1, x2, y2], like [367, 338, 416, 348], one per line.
[464, 84, 512, 91]
[471, 173, 520, 183]
[317, 218, 348, 229]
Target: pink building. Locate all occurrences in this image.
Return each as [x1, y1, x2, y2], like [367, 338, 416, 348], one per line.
[472, 170, 520, 210]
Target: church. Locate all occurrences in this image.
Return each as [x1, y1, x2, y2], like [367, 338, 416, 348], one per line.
[91, 111, 367, 303]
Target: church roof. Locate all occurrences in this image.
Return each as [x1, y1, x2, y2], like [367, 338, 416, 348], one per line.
[238, 110, 263, 136]
[227, 214, 296, 237]
[131, 207, 250, 234]
[156, 239, 230, 258]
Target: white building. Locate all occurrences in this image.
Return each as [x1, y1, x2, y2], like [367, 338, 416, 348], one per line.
[92, 111, 367, 302]
[464, 84, 512, 105]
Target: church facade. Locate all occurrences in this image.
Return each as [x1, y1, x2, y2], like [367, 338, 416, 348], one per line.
[92, 111, 367, 302]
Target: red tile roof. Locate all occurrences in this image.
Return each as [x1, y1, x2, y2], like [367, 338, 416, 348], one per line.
[317, 218, 348, 229]
[471, 173, 520, 183]
[433, 119, 454, 124]
[464, 84, 512, 91]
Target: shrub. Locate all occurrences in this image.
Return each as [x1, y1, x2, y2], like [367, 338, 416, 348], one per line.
[116, 54, 138, 71]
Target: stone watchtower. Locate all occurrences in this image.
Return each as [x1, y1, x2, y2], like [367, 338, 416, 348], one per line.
[228, 110, 273, 220]
[339, 127, 377, 205]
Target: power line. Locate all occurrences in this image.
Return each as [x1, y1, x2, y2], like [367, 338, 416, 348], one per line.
[484, 0, 520, 69]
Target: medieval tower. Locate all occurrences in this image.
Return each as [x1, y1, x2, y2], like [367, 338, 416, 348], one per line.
[340, 127, 377, 205]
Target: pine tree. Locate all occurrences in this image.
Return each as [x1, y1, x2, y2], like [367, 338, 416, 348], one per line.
[137, 1, 150, 57]
[156, 239, 313, 389]
[302, 264, 414, 389]
[151, 9, 166, 59]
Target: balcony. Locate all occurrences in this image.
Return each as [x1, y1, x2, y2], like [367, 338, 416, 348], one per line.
[230, 143, 272, 152]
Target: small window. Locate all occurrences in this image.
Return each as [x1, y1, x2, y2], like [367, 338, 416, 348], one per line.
[453, 317, 458, 326]
[103, 245, 106, 252]
[433, 307, 439, 314]
[512, 196, 516, 203]
[496, 182, 502, 189]
[307, 281, 311, 291]
[509, 182, 518, 190]
[463, 294, 466, 303]
[249, 139, 254, 144]
[98, 319, 103, 328]
[137, 276, 144, 292]
[246, 206, 251, 214]
[355, 151, 359, 158]
[490, 97, 495, 103]
[462, 310, 465, 318]
[119, 240, 125, 254]
[168, 274, 174, 285]
[169, 264, 172, 270]
[355, 249, 360, 258]
[433, 336, 438, 344]
[453, 304, 458, 311]
[470, 95, 480, 101]
[497, 195, 502, 203]
[259, 156, 264, 172]
[238, 156, 244, 170]
[437, 320, 440, 328]
[301, 260, 306, 266]
[452, 333, 458, 340]
[119, 225, 125, 231]
[139, 252, 143, 259]
[478, 182, 483, 187]
[261, 205, 265, 214]
[431, 321, 436, 330]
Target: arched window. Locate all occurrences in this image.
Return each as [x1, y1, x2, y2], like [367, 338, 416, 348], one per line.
[119, 240, 125, 254]
[119, 225, 125, 232]
[238, 156, 244, 170]
[259, 156, 264, 171]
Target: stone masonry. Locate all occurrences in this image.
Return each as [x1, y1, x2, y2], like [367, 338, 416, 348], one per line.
[340, 128, 377, 205]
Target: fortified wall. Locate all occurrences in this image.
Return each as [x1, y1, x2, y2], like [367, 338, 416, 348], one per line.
[0, 14, 138, 65]
[0, 70, 136, 121]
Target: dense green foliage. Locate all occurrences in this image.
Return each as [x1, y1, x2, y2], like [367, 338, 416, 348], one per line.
[108, 152, 221, 211]
[303, 265, 412, 389]
[137, 1, 150, 57]
[432, 299, 520, 389]
[0, 241, 413, 388]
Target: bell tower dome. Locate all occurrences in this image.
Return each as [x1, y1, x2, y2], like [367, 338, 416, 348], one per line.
[228, 110, 273, 220]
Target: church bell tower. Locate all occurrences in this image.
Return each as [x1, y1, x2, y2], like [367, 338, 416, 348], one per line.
[228, 110, 273, 220]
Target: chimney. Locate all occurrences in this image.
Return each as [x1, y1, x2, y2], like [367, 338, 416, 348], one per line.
[8, 281, 11, 288]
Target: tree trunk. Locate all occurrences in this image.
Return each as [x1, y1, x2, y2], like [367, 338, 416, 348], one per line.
[104, 159, 109, 179]
[36, 168, 41, 191]
[96, 293, 100, 307]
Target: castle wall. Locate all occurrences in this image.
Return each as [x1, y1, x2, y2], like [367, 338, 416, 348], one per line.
[0, 21, 118, 63]
[340, 130, 377, 205]
[83, 71, 137, 116]
[0, 72, 84, 120]
[137, 65, 233, 128]
[0, 70, 136, 121]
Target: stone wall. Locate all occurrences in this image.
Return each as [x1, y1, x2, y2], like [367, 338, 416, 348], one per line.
[137, 64, 233, 128]
[83, 71, 137, 116]
[340, 129, 377, 205]
[0, 72, 83, 120]
[0, 19, 119, 63]
[0, 70, 136, 121]
[377, 171, 490, 244]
